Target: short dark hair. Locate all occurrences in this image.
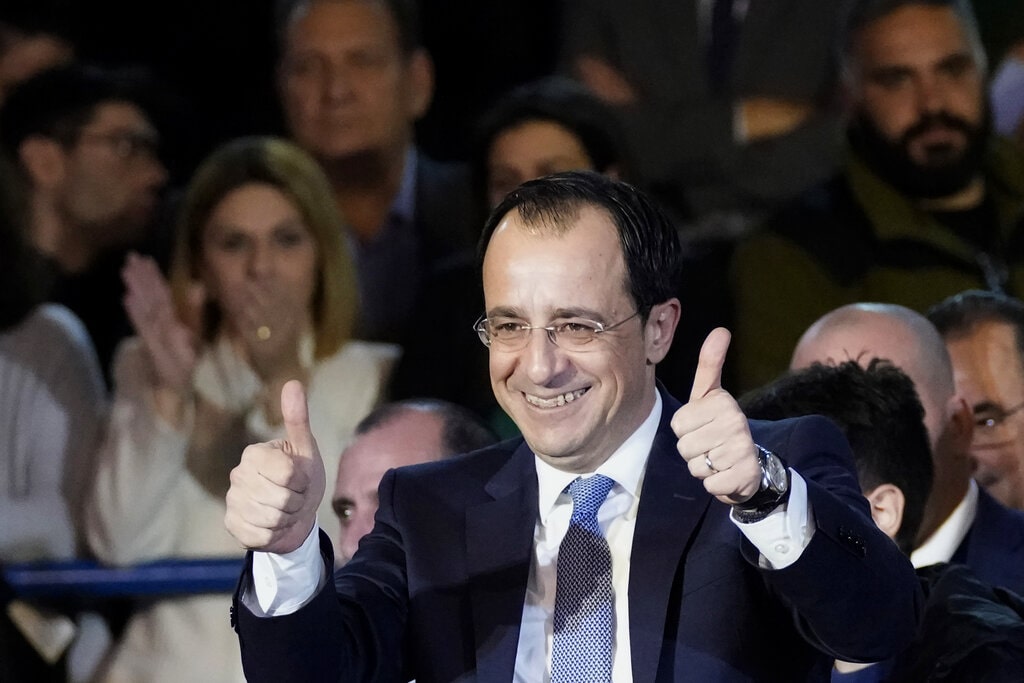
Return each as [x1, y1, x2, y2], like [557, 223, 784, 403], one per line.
[354, 399, 498, 457]
[838, 0, 987, 81]
[474, 75, 629, 181]
[275, 0, 422, 57]
[928, 290, 1024, 361]
[0, 62, 160, 160]
[479, 170, 683, 321]
[741, 359, 934, 555]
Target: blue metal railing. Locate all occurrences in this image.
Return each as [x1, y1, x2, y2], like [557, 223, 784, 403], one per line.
[3, 558, 243, 599]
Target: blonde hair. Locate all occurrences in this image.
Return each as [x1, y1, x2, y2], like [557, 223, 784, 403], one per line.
[169, 136, 357, 359]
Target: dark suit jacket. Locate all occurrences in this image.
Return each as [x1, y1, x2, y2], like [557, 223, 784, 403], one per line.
[385, 153, 496, 419]
[233, 390, 921, 682]
[561, 0, 845, 219]
[954, 486, 1024, 595]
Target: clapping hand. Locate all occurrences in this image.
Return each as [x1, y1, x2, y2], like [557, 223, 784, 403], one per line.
[122, 252, 201, 395]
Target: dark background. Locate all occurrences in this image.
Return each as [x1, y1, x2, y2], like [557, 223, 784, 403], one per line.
[57, 0, 562, 185]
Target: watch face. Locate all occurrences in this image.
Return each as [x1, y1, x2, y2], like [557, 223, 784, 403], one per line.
[761, 448, 788, 493]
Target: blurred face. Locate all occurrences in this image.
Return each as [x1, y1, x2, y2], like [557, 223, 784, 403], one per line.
[58, 102, 167, 248]
[946, 321, 1024, 509]
[847, 5, 986, 197]
[277, 0, 430, 161]
[486, 120, 595, 207]
[332, 410, 446, 564]
[481, 207, 659, 473]
[199, 183, 318, 336]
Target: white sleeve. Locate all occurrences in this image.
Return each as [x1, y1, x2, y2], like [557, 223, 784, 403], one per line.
[730, 470, 815, 569]
[246, 522, 326, 616]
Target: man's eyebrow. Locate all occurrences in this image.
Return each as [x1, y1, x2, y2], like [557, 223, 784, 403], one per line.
[550, 307, 606, 321]
[484, 306, 606, 320]
[484, 306, 523, 319]
[972, 400, 1004, 415]
[331, 496, 355, 513]
[865, 64, 913, 81]
[936, 52, 974, 71]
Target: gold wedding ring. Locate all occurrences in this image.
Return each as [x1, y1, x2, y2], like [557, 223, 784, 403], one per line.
[256, 325, 272, 341]
[704, 452, 719, 474]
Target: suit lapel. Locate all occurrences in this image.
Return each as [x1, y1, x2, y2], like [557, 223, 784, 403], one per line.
[629, 395, 712, 683]
[467, 442, 538, 681]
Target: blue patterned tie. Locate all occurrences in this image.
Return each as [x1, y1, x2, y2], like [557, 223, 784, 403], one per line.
[551, 474, 616, 683]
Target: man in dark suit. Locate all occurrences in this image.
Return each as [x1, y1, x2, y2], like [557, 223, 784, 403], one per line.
[792, 302, 1024, 595]
[561, 0, 846, 228]
[225, 171, 920, 681]
[275, 0, 476, 346]
[928, 289, 1024, 510]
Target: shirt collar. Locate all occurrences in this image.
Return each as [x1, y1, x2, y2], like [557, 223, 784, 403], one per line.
[535, 389, 662, 525]
[910, 478, 979, 568]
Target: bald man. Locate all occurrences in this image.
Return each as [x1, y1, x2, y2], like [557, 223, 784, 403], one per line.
[331, 399, 496, 565]
[791, 302, 1024, 595]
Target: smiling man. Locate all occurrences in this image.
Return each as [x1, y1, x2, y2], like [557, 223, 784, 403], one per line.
[731, 0, 1024, 394]
[225, 171, 920, 682]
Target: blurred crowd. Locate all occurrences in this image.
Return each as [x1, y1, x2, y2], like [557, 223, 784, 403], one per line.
[1, 0, 1024, 680]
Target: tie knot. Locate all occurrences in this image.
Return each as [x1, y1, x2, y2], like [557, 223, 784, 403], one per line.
[567, 475, 615, 521]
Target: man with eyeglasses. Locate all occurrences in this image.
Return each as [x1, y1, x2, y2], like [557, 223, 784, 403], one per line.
[0, 62, 168, 384]
[225, 171, 920, 681]
[792, 301, 1024, 597]
[929, 290, 1024, 511]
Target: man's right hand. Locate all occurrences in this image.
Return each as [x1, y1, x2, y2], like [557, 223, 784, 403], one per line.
[225, 380, 325, 554]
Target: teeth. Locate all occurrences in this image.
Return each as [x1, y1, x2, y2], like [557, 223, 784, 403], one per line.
[525, 389, 587, 408]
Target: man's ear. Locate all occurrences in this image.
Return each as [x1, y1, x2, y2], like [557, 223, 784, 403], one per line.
[18, 136, 66, 188]
[644, 299, 681, 366]
[406, 48, 434, 121]
[865, 483, 905, 542]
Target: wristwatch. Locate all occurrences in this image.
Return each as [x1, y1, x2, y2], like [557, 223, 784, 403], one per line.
[732, 444, 790, 523]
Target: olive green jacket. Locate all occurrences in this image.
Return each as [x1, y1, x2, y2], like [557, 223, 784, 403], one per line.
[730, 139, 1024, 393]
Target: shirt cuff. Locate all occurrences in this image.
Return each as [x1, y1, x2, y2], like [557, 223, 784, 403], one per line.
[730, 470, 815, 569]
[249, 521, 325, 616]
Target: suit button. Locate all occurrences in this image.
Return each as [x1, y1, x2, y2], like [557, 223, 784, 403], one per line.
[838, 526, 866, 558]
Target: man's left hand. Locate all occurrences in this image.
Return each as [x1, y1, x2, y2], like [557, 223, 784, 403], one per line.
[671, 327, 761, 505]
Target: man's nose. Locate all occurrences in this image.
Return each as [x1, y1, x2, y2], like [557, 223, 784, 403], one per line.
[916, 74, 946, 114]
[521, 327, 570, 386]
[324, 62, 354, 102]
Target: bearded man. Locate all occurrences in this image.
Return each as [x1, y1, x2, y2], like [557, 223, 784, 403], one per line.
[729, 0, 1024, 393]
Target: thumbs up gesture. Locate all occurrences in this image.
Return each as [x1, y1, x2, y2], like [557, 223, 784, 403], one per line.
[670, 328, 762, 506]
[225, 380, 326, 554]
